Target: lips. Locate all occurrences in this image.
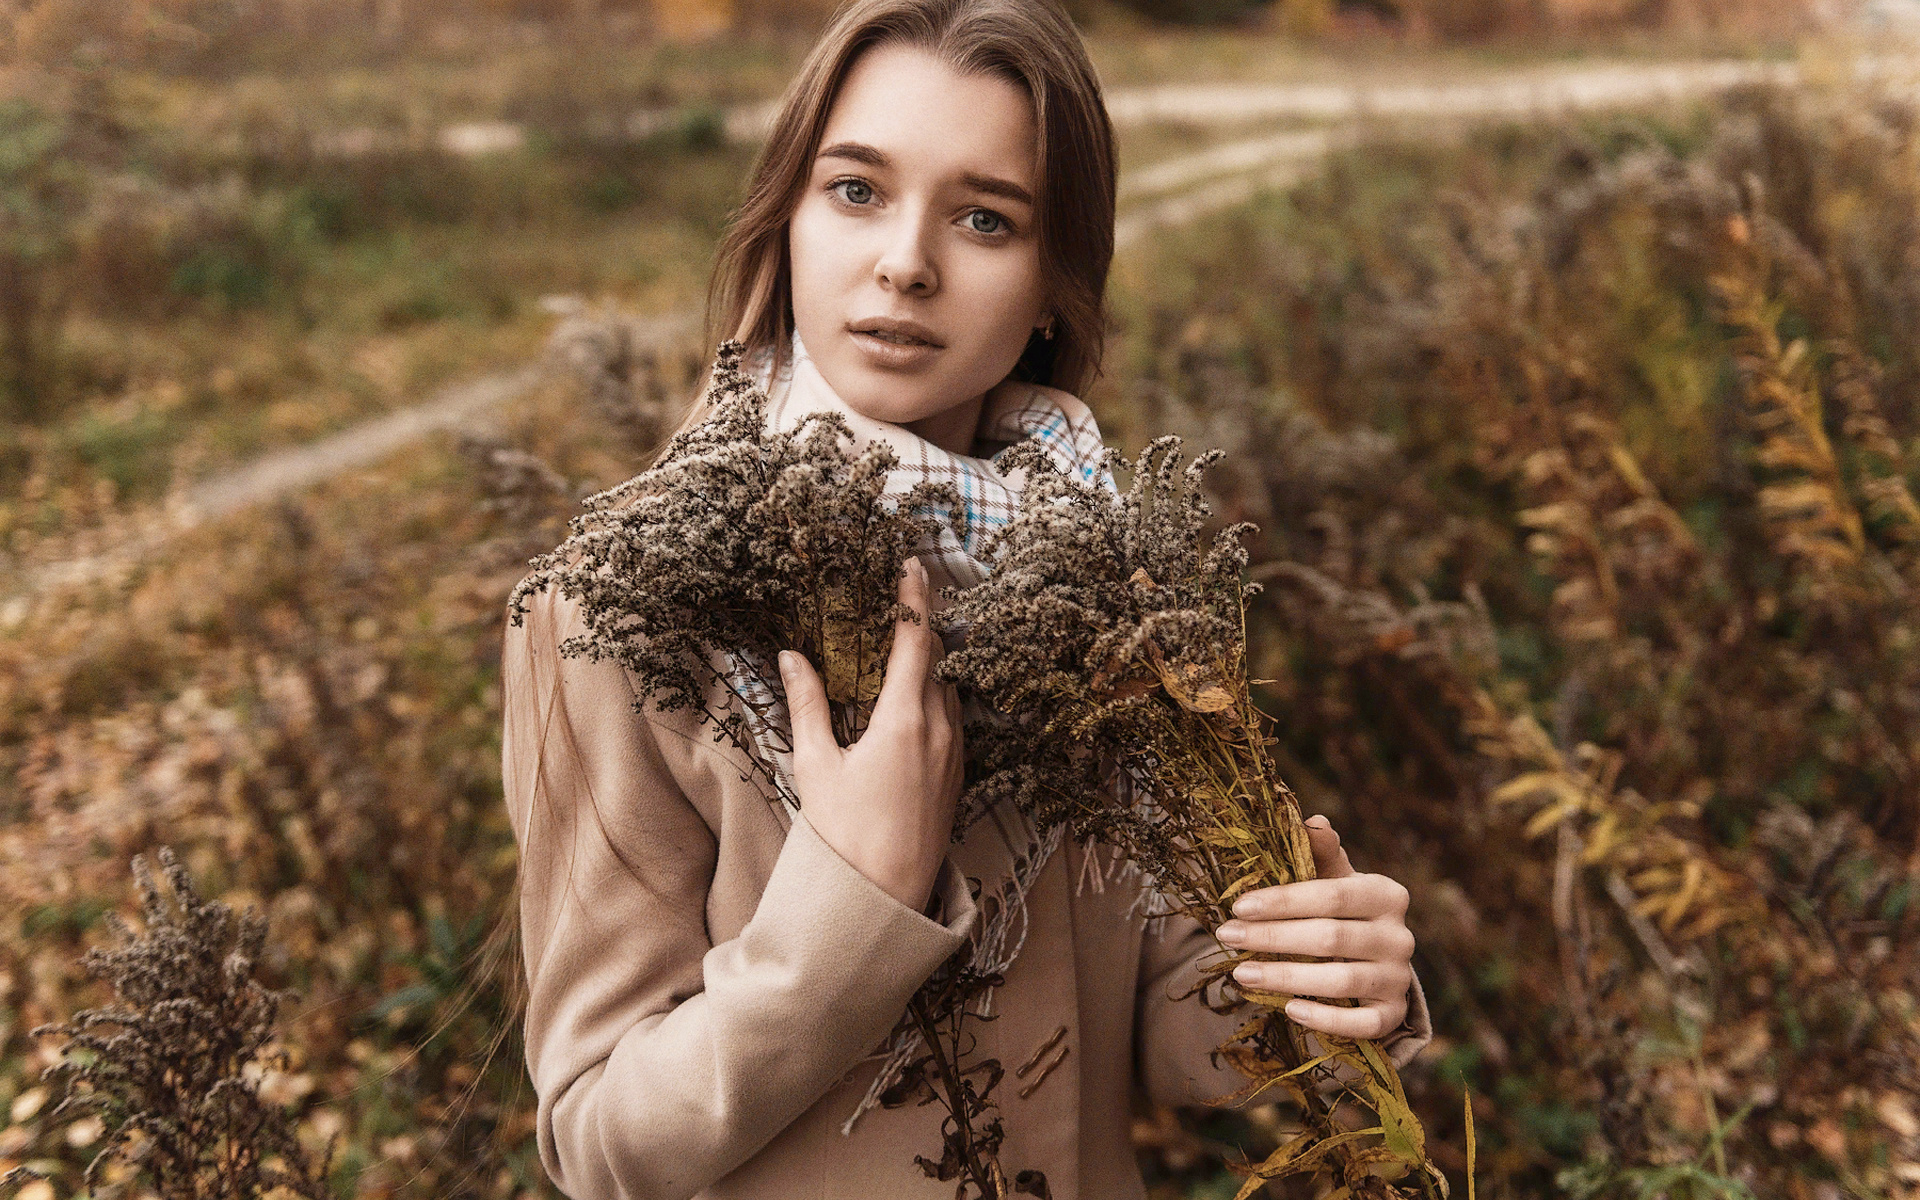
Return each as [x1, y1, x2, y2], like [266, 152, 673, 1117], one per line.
[848, 317, 945, 348]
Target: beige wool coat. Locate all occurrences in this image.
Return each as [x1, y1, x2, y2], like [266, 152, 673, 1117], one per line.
[501, 581, 1433, 1200]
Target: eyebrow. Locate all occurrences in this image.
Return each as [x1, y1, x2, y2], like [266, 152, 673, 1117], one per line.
[817, 141, 1034, 207]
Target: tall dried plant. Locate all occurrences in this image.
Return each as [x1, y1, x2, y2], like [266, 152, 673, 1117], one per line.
[1709, 212, 1866, 584]
[0, 846, 332, 1200]
[933, 436, 1446, 1200]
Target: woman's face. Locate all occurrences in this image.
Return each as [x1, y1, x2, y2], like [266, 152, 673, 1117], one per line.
[787, 41, 1048, 455]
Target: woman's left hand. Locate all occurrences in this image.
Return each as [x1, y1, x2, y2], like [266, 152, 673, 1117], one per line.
[1212, 814, 1415, 1041]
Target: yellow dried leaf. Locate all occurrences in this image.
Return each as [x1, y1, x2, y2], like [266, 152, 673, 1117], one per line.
[1198, 825, 1261, 849]
[1523, 799, 1581, 839]
[1237, 1126, 1384, 1196]
[821, 608, 889, 704]
[1465, 1087, 1478, 1200]
[1220, 871, 1268, 906]
[1754, 441, 1835, 474]
[1205, 1062, 1313, 1111]
[1359, 1039, 1425, 1162]
[1365, 1083, 1426, 1163]
[1603, 442, 1657, 498]
[1675, 907, 1736, 941]
[1657, 857, 1706, 934]
[1148, 641, 1236, 713]
[1757, 480, 1844, 514]
[1581, 811, 1621, 863]
[1490, 772, 1582, 808]
[1877, 1092, 1919, 1139]
[1629, 865, 1677, 891]
[1207, 1051, 1338, 1109]
[1779, 336, 1809, 377]
[1518, 502, 1583, 530]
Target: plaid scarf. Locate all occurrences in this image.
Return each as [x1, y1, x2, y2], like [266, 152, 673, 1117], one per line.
[729, 331, 1127, 1134]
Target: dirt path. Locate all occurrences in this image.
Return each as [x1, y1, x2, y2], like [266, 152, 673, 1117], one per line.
[13, 366, 548, 605]
[11, 54, 1865, 602]
[682, 57, 1811, 142]
[1103, 58, 1802, 126]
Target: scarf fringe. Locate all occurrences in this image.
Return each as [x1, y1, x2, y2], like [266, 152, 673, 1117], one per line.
[725, 641, 800, 822]
[1075, 835, 1178, 930]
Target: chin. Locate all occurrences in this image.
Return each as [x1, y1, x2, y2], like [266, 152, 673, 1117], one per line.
[812, 357, 927, 419]
[841, 379, 943, 426]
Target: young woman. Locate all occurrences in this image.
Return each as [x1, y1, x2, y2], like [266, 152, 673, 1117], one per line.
[501, 2, 1431, 1196]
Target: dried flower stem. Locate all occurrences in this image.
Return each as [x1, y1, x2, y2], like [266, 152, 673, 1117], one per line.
[935, 436, 1447, 1199]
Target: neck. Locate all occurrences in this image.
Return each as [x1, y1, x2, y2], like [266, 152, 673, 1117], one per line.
[904, 389, 986, 456]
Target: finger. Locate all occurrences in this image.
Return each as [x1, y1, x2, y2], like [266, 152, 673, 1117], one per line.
[1304, 815, 1355, 879]
[874, 558, 934, 718]
[924, 584, 947, 665]
[1230, 958, 1412, 1003]
[1213, 915, 1416, 962]
[779, 649, 837, 770]
[1282, 996, 1406, 1042]
[925, 669, 957, 731]
[922, 618, 950, 712]
[924, 575, 949, 669]
[943, 694, 965, 781]
[1227, 875, 1409, 922]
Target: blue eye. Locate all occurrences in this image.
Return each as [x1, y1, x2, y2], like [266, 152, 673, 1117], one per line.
[967, 210, 1005, 235]
[833, 179, 874, 205]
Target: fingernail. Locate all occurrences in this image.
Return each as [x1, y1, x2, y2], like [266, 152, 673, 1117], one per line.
[1216, 921, 1247, 942]
[1284, 1000, 1306, 1020]
[1308, 815, 1329, 828]
[778, 650, 795, 680]
[1230, 897, 1255, 919]
[912, 557, 928, 584]
[1232, 962, 1259, 984]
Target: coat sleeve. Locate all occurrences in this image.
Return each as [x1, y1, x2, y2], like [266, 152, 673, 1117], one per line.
[503, 584, 979, 1200]
[1135, 908, 1433, 1109]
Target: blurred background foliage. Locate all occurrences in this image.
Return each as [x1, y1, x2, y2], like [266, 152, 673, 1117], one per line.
[2, 0, 1916, 1197]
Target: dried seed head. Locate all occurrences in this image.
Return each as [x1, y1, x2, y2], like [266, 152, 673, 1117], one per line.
[508, 340, 963, 797]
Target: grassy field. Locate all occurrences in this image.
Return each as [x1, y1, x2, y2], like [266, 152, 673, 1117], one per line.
[3, 8, 1916, 1200]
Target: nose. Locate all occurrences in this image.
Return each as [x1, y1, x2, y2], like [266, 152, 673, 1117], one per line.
[874, 204, 938, 297]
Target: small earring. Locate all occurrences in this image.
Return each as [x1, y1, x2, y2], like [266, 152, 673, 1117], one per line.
[1040, 317, 1056, 341]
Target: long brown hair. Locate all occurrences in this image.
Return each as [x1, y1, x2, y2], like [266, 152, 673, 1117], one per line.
[681, 0, 1116, 441]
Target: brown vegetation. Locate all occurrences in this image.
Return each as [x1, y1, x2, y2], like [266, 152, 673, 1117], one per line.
[1, 3, 1914, 1196]
[3, 846, 333, 1200]
[1113, 81, 1919, 1196]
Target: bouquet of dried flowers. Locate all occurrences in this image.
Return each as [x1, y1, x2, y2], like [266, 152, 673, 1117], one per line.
[506, 341, 1041, 1199]
[506, 341, 964, 802]
[931, 436, 1447, 1200]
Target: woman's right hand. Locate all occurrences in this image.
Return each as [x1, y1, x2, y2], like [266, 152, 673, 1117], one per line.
[777, 555, 963, 914]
